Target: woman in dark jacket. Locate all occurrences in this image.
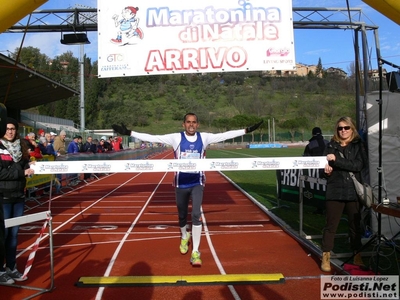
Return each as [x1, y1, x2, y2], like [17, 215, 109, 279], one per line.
[0, 118, 35, 284]
[321, 116, 368, 272]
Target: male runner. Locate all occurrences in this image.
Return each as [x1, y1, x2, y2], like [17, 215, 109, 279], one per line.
[112, 113, 262, 266]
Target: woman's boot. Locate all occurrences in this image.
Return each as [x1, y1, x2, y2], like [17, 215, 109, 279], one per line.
[353, 252, 364, 266]
[321, 252, 331, 272]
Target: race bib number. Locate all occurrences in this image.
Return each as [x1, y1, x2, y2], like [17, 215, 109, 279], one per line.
[180, 152, 200, 159]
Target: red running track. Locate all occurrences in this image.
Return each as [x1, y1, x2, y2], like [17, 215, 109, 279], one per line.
[1, 151, 333, 299]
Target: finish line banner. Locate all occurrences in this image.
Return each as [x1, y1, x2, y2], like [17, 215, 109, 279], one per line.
[30, 157, 326, 174]
[97, 0, 296, 77]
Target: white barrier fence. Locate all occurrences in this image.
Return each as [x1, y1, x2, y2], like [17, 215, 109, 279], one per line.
[4, 211, 54, 298]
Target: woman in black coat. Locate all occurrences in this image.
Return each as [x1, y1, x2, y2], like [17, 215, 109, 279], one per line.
[0, 118, 35, 284]
[321, 116, 368, 272]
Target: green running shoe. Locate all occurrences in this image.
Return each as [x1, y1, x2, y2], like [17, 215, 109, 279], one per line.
[190, 251, 202, 266]
[179, 232, 190, 254]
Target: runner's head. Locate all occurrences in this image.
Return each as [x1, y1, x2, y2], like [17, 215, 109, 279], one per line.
[183, 113, 199, 136]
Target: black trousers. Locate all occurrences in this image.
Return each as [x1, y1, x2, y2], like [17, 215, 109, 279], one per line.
[175, 185, 204, 228]
[322, 200, 362, 252]
[0, 204, 5, 271]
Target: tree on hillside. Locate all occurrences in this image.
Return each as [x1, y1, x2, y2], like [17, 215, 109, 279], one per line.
[232, 115, 261, 143]
[38, 51, 81, 123]
[213, 118, 232, 132]
[280, 117, 309, 143]
[316, 57, 323, 77]
[11, 46, 50, 72]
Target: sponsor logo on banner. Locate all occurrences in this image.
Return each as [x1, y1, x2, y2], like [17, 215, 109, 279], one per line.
[320, 275, 399, 299]
[107, 54, 124, 62]
[210, 160, 239, 170]
[83, 163, 112, 172]
[125, 162, 155, 171]
[100, 64, 131, 72]
[292, 158, 322, 168]
[170, 161, 197, 171]
[252, 159, 280, 169]
[266, 47, 290, 57]
[40, 163, 69, 173]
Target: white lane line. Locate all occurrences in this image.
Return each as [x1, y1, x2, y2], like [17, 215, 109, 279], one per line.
[202, 209, 241, 300]
[286, 275, 321, 280]
[32, 235, 180, 251]
[20, 229, 282, 238]
[95, 172, 168, 300]
[219, 224, 264, 228]
[16, 172, 145, 258]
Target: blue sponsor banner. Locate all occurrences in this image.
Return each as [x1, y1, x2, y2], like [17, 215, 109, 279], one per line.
[248, 143, 288, 149]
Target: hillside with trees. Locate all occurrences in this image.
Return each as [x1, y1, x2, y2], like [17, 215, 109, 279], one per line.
[9, 46, 372, 140]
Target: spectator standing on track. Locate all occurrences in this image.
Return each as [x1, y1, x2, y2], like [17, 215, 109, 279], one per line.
[38, 137, 49, 155]
[0, 118, 35, 283]
[303, 127, 329, 156]
[0, 198, 5, 284]
[53, 130, 67, 156]
[37, 129, 45, 140]
[77, 136, 84, 152]
[53, 130, 67, 191]
[44, 133, 57, 157]
[0, 116, 7, 285]
[24, 133, 42, 198]
[112, 136, 123, 151]
[303, 127, 329, 214]
[38, 136, 54, 195]
[67, 136, 81, 186]
[25, 132, 42, 160]
[82, 136, 93, 153]
[49, 132, 57, 143]
[67, 136, 80, 154]
[82, 136, 95, 182]
[101, 136, 112, 152]
[92, 139, 99, 152]
[112, 113, 263, 266]
[108, 136, 114, 151]
[97, 138, 107, 153]
[321, 116, 367, 272]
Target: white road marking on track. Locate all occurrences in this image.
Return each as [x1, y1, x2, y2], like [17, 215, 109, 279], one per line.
[20, 226, 43, 231]
[201, 209, 241, 300]
[286, 275, 321, 280]
[16, 172, 144, 257]
[72, 225, 118, 231]
[95, 172, 169, 300]
[148, 225, 176, 230]
[39, 235, 180, 250]
[219, 224, 265, 228]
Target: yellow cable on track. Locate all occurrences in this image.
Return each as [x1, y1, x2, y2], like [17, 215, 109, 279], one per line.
[76, 273, 285, 287]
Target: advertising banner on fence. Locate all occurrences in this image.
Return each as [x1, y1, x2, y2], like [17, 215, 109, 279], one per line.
[276, 168, 327, 209]
[98, 0, 296, 78]
[26, 155, 55, 189]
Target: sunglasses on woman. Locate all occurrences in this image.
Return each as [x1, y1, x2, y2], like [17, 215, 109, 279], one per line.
[337, 126, 351, 131]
